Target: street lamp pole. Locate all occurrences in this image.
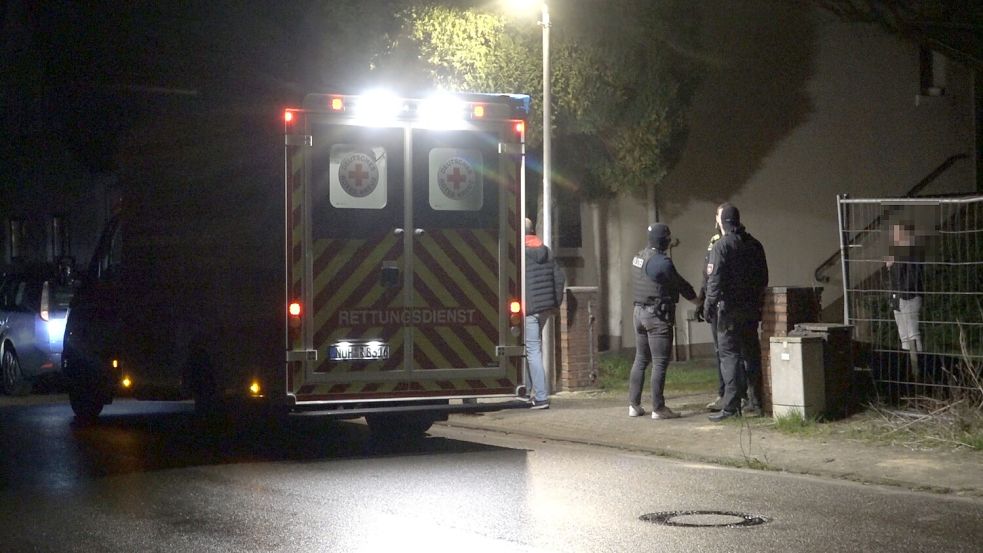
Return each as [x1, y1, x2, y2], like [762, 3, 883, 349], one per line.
[538, 2, 555, 395]
[540, 2, 552, 250]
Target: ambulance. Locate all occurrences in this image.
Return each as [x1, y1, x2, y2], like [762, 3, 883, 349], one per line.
[63, 91, 532, 436]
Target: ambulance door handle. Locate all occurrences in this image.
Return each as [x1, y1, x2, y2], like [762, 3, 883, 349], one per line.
[393, 228, 405, 236]
[381, 261, 400, 288]
[414, 228, 425, 236]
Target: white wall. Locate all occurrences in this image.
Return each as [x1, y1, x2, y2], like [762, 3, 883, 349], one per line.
[582, 2, 977, 352]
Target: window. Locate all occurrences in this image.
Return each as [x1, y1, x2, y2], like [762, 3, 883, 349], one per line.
[51, 215, 70, 260]
[919, 46, 945, 97]
[557, 187, 582, 249]
[8, 219, 24, 262]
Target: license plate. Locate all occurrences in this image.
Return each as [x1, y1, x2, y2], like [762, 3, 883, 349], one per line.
[328, 343, 390, 361]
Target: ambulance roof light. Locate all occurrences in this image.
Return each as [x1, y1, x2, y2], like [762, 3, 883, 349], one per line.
[418, 94, 467, 127]
[351, 90, 404, 124]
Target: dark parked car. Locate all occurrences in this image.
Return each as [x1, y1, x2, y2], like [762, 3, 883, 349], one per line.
[0, 266, 76, 395]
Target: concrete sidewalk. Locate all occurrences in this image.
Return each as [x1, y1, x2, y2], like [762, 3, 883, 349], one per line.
[440, 391, 983, 497]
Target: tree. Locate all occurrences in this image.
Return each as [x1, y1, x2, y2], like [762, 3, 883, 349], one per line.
[365, 0, 703, 201]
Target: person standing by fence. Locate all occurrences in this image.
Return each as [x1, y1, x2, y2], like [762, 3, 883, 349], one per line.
[885, 220, 924, 377]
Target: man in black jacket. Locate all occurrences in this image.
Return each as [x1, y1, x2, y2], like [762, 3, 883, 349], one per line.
[704, 204, 768, 421]
[525, 218, 565, 409]
[628, 223, 699, 420]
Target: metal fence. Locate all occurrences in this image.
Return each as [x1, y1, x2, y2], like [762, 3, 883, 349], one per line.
[838, 195, 983, 403]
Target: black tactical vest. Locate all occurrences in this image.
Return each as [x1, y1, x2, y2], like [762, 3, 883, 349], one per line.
[631, 248, 666, 305]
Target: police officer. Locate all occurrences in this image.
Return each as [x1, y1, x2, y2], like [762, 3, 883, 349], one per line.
[696, 212, 723, 411]
[704, 204, 768, 421]
[628, 223, 699, 420]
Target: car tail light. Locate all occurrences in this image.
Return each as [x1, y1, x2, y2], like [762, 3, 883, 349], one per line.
[40, 281, 50, 321]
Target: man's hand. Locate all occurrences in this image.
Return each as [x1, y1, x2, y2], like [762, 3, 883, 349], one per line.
[695, 305, 705, 323]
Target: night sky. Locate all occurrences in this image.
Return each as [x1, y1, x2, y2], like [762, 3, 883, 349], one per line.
[5, 1, 321, 173]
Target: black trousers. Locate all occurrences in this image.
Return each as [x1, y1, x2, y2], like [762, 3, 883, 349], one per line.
[716, 318, 761, 413]
[711, 321, 723, 397]
[628, 305, 674, 410]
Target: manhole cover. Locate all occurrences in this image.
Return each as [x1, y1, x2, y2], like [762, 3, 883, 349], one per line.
[640, 511, 769, 528]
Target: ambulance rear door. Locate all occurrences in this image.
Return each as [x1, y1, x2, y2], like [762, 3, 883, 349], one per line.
[288, 101, 522, 403]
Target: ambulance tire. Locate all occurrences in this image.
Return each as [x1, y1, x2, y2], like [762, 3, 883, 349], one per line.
[187, 348, 223, 420]
[69, 387, 104, 422]
[365, 413, 435, 439]
[192, 376, 224, 421]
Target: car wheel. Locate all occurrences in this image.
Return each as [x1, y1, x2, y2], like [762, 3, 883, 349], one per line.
[2, 348, 31, 396]
[69, 388, 104, 421]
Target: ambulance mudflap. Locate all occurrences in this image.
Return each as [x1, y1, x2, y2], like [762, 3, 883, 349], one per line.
[284, 93, 530, 426]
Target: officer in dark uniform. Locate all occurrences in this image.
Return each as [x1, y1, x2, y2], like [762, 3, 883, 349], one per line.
[704, 204, 768, 421]
[628, 223, 699, 420]
[695, 219, 723, 411]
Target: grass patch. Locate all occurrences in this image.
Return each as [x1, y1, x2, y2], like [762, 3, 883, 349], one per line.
[772, 410, 822, 436]
[597, 352, 717, 395]
[839, 401, 983, 451]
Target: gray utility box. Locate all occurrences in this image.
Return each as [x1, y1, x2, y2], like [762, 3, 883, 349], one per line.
[769, 335, 826, 418]
[789, 323, 855, 418]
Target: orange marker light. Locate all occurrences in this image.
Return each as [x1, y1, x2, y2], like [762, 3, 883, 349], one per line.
[472, 105, 485, 118]
[510, 301, 522, 314]
[330, 97, 344, 111]
[288, 302, 302, 317]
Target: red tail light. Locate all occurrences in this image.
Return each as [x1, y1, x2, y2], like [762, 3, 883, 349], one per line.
[288, 302, 302, 317]
[514, 122, 525, 135]
[284, 110, 294, 123]
[510, 300, 522, 314]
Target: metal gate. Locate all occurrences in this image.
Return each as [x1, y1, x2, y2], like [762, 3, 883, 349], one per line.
[837, 195, 983, 401]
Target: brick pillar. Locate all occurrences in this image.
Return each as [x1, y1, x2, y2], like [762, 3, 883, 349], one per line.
[759, 286, 822, 414]
[556, 286, 600, 391]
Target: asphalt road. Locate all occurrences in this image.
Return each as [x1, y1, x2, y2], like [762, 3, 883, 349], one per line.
[1, 398, 982, 552]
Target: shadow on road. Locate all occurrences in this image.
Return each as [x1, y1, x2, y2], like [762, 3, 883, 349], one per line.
[0, 400, 519, 492]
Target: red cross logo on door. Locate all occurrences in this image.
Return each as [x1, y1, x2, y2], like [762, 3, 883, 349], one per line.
[438, 158, 475, 200]
[339, 152, 379, 198]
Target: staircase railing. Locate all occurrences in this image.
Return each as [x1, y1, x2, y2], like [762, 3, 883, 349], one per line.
[813, 153, 969, 283]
